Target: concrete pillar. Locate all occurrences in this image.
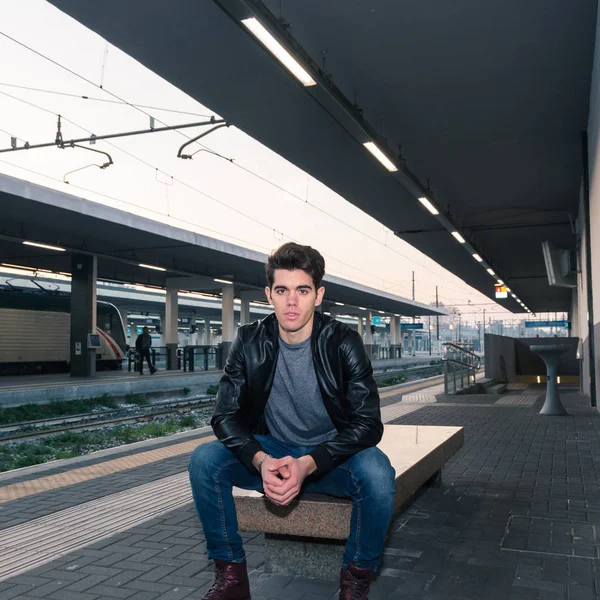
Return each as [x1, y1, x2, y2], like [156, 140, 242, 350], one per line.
[357, 315, 364, 338]
[165, 288, 179, 370]
[70, 254, 97, 377]
[390, 317, 398, 345]
[365, 311, 374, 359]
[190, 312, 198, 345]
[365, 312, 373, 345]
[204, 318, 211, 345]
[156, 312, 164, 346]
[241, 298, 251, 325]
[390, 316, 402, 358]
[221, 285, 235, 359]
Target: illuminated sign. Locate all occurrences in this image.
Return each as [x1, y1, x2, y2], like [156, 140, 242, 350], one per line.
[495, 285, 508, 299]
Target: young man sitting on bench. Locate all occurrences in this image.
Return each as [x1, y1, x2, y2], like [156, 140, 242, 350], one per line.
[188, 242, 395, 600]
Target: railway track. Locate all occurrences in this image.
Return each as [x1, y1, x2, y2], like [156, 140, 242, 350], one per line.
[1, 370, 447, 445]
[0, 398, 215, 444]
[373, 364, 443, 383]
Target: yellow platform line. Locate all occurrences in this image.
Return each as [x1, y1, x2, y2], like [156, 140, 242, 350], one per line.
[0, 434, 214, 504]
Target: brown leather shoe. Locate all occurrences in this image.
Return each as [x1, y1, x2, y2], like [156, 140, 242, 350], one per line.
[201, 560, 250, 599]
[339, 562, 372, 599]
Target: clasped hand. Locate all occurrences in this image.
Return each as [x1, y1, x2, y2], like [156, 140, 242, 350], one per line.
[261, 455, 312, 507]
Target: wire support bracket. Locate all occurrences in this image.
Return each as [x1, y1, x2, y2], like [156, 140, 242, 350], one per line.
[0, 116, 227, 154]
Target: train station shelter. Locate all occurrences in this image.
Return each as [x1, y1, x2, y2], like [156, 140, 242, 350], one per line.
[3, 4, 600, 600]
[0, 172, 443, 375]
[46, 0, 600, 407]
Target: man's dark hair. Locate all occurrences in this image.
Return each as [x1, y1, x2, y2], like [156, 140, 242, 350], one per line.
[265, 242, 326, 290]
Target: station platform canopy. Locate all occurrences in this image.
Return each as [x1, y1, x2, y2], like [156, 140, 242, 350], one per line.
[46, 0, 597, 314]
[0, 173, 444, 318]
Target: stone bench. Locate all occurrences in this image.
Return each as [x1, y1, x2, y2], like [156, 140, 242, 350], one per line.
[233, 424, 464, 579]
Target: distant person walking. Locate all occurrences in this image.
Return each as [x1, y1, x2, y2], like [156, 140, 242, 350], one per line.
[135, 326, 157, 375]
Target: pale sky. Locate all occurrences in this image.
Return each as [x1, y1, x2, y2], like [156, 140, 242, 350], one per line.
[0, 0, 523, 322]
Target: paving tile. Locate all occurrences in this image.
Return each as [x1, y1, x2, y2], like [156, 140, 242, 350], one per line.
[1, 389, 600, 600]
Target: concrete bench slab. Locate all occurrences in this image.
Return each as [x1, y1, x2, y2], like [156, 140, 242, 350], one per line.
[233, 424, 464, 540]
[233, 424, 463, 578]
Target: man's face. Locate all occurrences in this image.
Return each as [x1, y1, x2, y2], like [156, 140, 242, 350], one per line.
[265, 269, 324, 337]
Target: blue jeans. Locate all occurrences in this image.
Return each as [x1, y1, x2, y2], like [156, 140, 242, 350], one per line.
[188, 435, 395, 569]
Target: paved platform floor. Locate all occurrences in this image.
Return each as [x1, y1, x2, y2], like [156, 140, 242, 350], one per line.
[0, 384, 598, 599]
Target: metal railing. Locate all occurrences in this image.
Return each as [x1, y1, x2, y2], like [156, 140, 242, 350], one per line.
[443, 342, 481, 394]
[365, 345, 403, 360]
[126, 345, 221, 373]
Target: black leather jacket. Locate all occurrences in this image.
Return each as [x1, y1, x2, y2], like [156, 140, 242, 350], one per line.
[211, 311, 383, 476]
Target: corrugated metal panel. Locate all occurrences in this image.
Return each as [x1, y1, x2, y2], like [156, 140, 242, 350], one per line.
[0, 309, 69, 362]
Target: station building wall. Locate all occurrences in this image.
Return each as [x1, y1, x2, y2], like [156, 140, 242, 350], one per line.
[585, 4, 600, 406]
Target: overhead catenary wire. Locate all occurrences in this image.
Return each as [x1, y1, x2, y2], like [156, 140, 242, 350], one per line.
[0, 99, 470, 302]
[0, 81, 213, 118]
[0, 32, 466, 299]
[0, 159, 273, 255]
[0, 89, 419, 299]
[0, 30, 474, 295]
[0, 31, 487, 303]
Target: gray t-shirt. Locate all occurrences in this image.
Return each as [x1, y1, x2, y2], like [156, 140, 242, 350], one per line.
[265, 336, 337, 446]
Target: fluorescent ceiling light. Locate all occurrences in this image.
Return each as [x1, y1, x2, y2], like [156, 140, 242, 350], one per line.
[505, 287, 511, 292]
[363, 142, 398, 172]
[214, 278, 233, 285]
[139, 263, 166, 271]
[511, 293, 517, 298]
[418, 197, 439, 215]
[2, 262, 36, 270]
[242, 18, 316, 86]
[394, 314, 400, 317]
[335, 302, 345, 306]
[472, 254, 483, 262]
[451, 231, 466, 244]
[23, 240, 65, 252]
[486, 268, 495, 276]
[378, 310, 385, 314]
[359, 306, 367, 310]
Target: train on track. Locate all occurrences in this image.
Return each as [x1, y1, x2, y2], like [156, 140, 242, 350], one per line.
[0, 290, 127, 375]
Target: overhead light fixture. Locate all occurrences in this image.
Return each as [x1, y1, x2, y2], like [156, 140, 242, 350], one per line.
[139, 263, 166, 271]
[497, 280, 504, 286]
[214, 278, 233, 285]
[451, 231, 466, 244]
[511, 293, 517, 299]
[486, 268, 495, 276]
[363, 142, 398, 172]
[359, 306, 367, 310]
[335, 302, 345, 306]
[418, 197, 439, 215]
[2, 262, 36, 271]
[394, 313, 400, 317]
[241, 18, 316, 87]
[378, 310, 385, 314]
[472, 254, 483, 262]
[505, 287, 511, 292]
[23, 240, 65, 252]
